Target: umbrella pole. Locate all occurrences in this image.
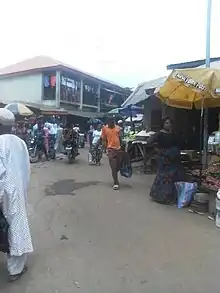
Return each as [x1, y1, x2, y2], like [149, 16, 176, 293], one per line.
[199, 107, 204, 181]
[129, 106, 134, 131]
[203, 0, 212, 169]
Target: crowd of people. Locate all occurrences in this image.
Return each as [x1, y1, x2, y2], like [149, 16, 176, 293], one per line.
[0, 107, 186, 283]
[0, 110, 128, 282]
[11, 116, 82, 160]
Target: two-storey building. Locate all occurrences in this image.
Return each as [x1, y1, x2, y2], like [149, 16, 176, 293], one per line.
[0, 56, 127, 116]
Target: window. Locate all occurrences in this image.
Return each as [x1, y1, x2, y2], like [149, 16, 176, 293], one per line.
[60, 74, 81, 103]
[100, 88, 123, 111]
[83, 81, 98, 106]
[43, 73, 56, 100]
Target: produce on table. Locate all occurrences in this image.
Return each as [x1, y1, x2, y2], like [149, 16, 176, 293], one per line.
[190, 162, 220, 191]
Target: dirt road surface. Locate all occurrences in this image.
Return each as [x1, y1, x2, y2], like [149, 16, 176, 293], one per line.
[1, 150, 220, 293]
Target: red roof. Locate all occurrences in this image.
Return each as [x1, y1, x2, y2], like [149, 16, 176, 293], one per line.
[0, 56, 124, 89]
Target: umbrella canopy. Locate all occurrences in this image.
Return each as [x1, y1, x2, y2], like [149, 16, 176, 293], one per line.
[155, 68, 220, 109]
[87, 118, 103, 124]
[108, 108, 121, 115]
[108, 106, 144, 116]
[125, 114, 143, 122]
[5, 103, 33, 116]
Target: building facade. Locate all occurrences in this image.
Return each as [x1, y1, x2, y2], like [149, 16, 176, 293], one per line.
[0, 56, 127, 115]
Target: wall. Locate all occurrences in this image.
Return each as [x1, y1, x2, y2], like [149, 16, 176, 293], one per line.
[0, 73, 43, 103]
[42, 100, 56, 107]
[143, 95, 163, 130]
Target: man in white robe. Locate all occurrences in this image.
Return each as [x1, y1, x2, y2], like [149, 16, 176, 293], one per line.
[0, 108, 33, 282]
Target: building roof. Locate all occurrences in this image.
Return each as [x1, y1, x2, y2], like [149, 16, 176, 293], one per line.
[121, 76, 167, 107]
[167, 57, 220, 70]
[0, 56, 125, 90]
[122, 57, 220, 107]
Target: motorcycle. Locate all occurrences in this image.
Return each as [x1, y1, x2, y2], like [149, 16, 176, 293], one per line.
[64, 140, 79, 163]
[28, 135, 55, 163]
[78, 133, 85, 148]
[88, 145, 102, 166]
[28, 136, 43, 163]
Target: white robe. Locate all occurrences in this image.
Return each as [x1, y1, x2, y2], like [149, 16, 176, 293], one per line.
[0, 134, 33, 257]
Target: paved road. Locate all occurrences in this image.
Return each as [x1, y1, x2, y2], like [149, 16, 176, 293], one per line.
[1, 150, 220, 293]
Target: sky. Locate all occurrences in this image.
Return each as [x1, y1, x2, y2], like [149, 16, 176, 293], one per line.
[0, 0, 219, 87]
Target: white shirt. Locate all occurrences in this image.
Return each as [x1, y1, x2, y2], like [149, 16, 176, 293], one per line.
[73, 127, 80, 133]
[45, 123, 57, 135]
[92, 130, 101, 145]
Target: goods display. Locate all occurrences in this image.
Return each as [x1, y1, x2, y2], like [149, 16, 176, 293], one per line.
[191, 162, 220, 191]
[216, 190, 220, 228]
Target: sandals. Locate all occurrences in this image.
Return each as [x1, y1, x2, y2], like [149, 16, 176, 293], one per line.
[113, 184, 119, 190]
[8, 266, 28, 282]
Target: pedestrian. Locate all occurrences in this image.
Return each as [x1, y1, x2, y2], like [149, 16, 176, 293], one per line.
[43, 125, 49, 156]
[88, 124, 102, 163]
[117, 120, 124, 138]
[148, 117, 184, 205]
[55, 123, 64, 153]
[0, 108, 33, 282]
[45, 120, 56, 159]
[101, 117, 123, 190]
[88, 125, 94, 148]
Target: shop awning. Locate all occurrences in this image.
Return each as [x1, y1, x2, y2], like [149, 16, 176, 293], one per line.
[67, 109, 103, 118]
[0, 100, 69, 115]
[121, 76, 167, 107]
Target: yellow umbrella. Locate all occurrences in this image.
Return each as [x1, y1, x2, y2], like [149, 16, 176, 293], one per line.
[155, 68, 220, 109]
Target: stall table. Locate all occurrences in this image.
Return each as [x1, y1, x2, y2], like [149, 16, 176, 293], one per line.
[123, 139, 156, 173]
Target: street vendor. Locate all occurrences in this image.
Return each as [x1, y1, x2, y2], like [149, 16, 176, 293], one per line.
[147, 117, 184, 205]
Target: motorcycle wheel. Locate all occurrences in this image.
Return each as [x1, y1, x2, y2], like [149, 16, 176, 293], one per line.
[29, 148, 39, 163]
[68, 152, 75, 164]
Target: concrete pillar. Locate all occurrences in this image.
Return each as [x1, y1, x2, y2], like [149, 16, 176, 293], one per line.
[55, 70, 61, 108]
[80, 80, 84, 110]
[97, 84, 101, 112]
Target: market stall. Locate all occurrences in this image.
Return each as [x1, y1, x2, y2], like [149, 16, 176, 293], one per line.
[155, 68, 220, 215]
[123, 130, 155, 172]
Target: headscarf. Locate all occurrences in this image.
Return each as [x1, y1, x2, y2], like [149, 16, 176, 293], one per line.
[0, 108, 15, 126]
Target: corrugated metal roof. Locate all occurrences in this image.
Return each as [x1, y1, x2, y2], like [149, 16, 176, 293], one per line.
[167, 57, 220, 70]
[198, 60, 220, 69]
[0, 56, 125, 90]
[121, 76, 167, 107]
[67, 110, 102, 118]
[0, 99, 103, 117]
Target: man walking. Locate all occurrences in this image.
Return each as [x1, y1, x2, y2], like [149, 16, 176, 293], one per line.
[0, 108, 33, 282]
[101, 118, 122, 190]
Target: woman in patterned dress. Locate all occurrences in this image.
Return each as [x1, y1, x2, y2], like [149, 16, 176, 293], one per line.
[148, 117, 184, 205]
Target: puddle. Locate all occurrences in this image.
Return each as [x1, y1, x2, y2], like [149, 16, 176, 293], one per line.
[45, 179, 99, 196]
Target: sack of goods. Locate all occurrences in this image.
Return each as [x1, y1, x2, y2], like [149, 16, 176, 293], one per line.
[0, 209, 10, 253]
[175, 182, 198, 209]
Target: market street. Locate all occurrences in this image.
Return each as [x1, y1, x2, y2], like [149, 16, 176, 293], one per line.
[0, 149, 220, 293]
